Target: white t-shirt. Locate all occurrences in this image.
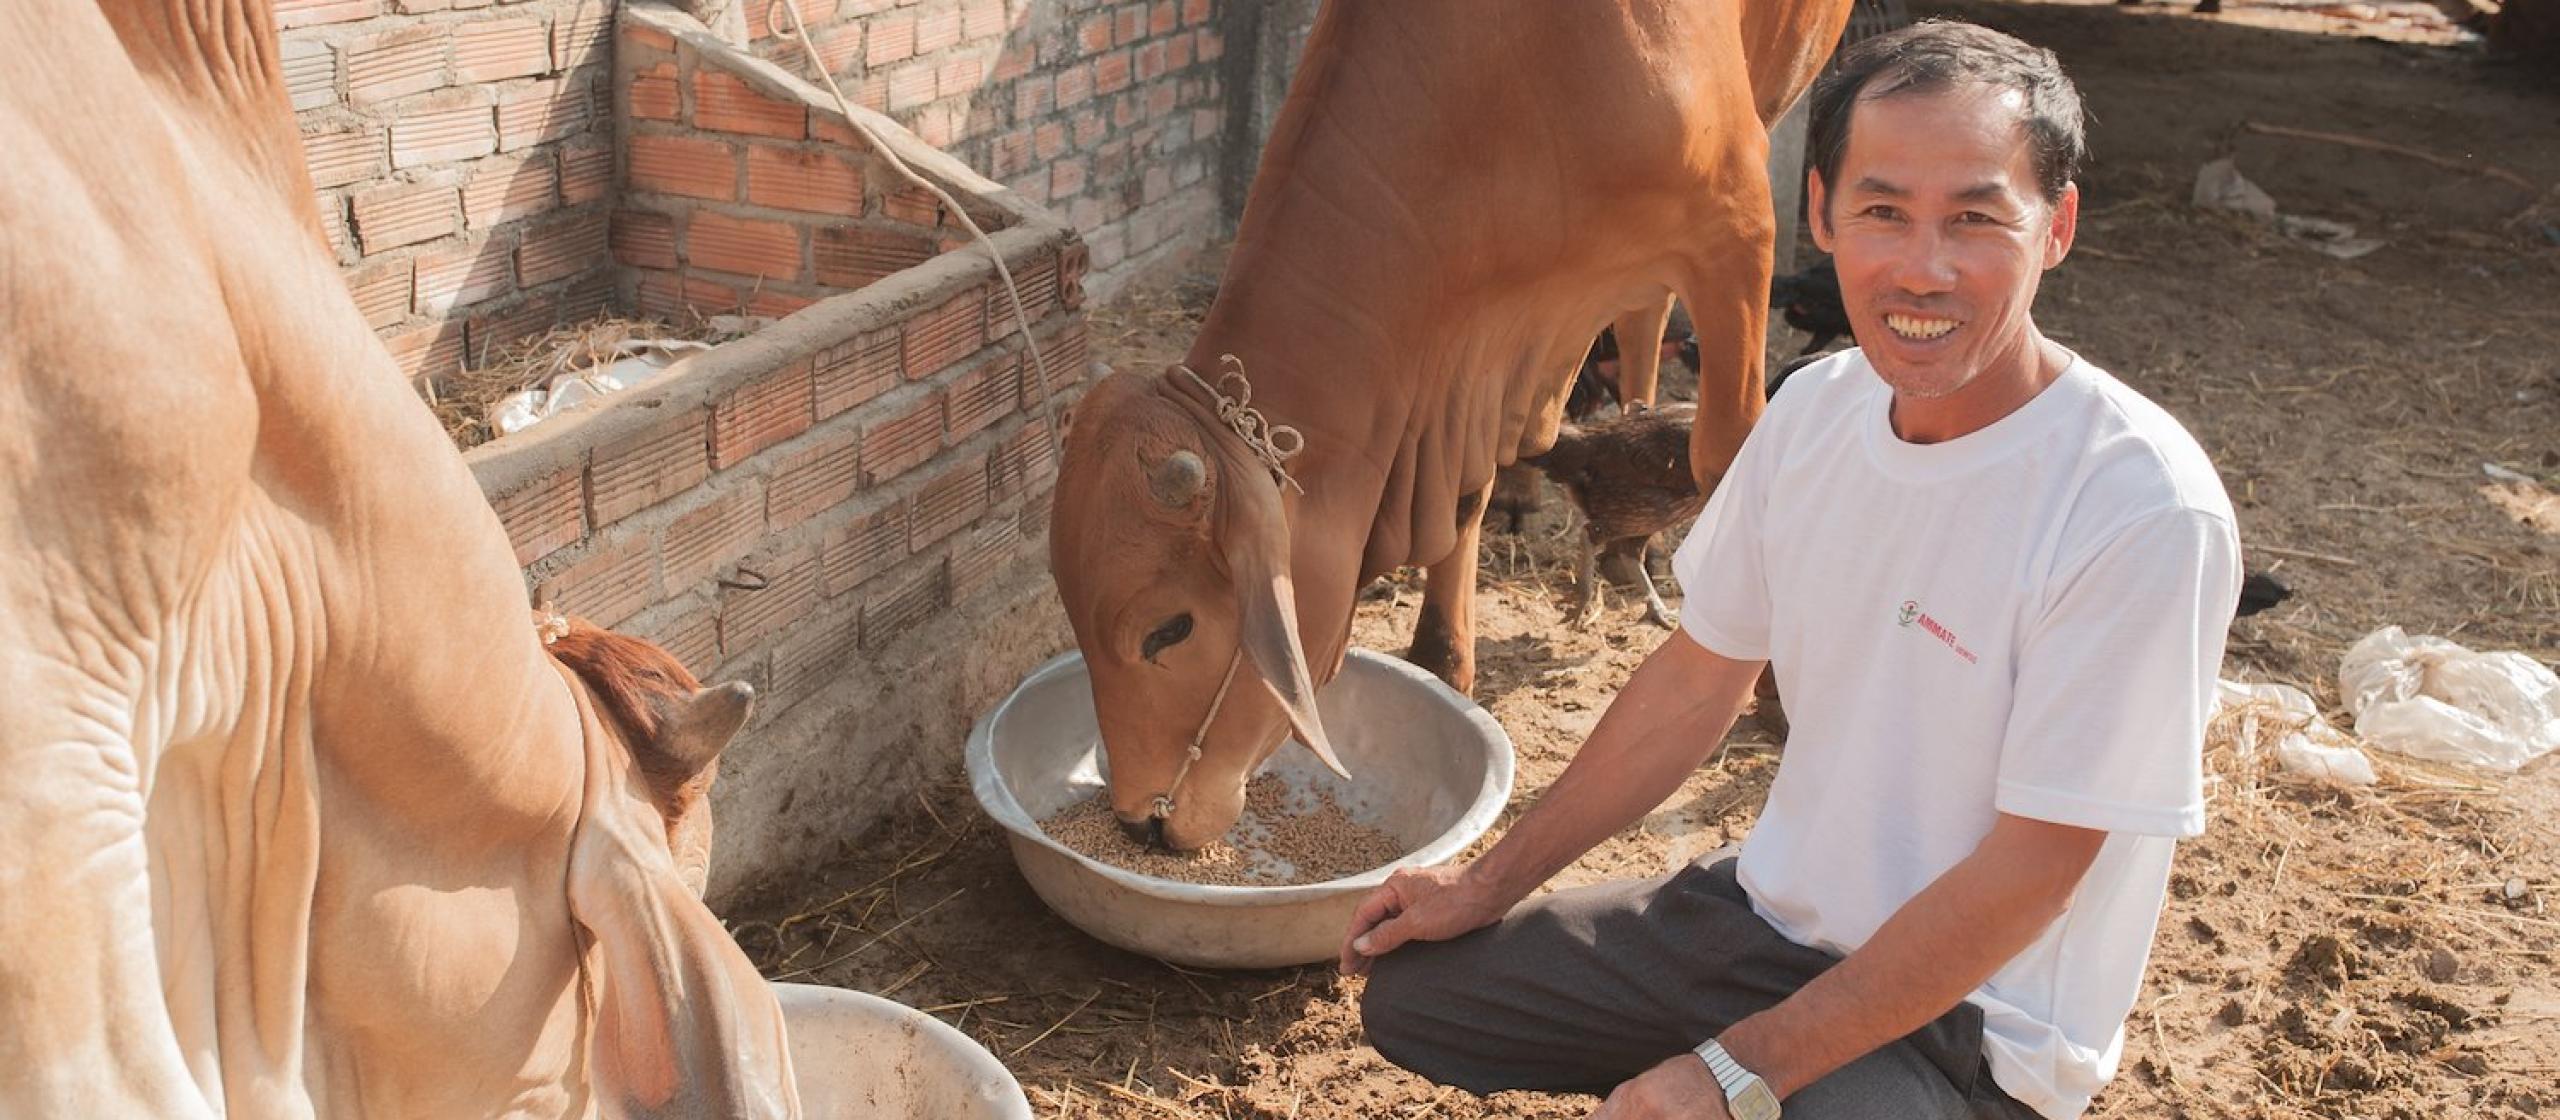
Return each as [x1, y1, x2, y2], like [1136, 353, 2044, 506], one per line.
[1672, 349, 2241, 1119]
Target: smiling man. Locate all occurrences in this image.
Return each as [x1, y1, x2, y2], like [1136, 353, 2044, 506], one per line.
[1342, 21, 2243, 1120]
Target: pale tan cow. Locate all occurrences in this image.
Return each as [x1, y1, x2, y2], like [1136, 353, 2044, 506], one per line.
[0, 3, 794, 1115]
[1051, 0, 1853, 850]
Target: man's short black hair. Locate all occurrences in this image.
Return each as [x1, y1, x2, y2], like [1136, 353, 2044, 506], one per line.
[1806, 20, 2088, 210]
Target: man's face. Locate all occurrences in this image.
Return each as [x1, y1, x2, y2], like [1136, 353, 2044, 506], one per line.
[1810, 83, 2077, 405]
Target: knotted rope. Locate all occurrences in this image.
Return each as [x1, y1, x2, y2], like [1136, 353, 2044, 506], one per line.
[1175, 354, 1305, 495]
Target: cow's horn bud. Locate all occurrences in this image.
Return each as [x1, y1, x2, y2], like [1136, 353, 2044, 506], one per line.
[1150, 449, 1206, 507]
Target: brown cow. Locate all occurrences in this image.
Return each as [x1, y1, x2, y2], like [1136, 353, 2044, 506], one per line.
[0, 2, 794, 1115]
[1051, 0, 1853, 850]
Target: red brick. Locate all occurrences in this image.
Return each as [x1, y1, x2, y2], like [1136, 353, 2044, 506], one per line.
[316, 193, 352, 258]
[693, 71, 807, 139]
[384, 319, 466, 385]
[351, 182, 458, 253]
[812, 328, 901, 419]
[612, 209, 679, 270]
[516, 212, 608, 287]
[490, 468, 585, 565]
[276, 0, 378, 27]
[1050, 157, 1089, 200]
[347, 25, 447, 105]
[342, 260, 412, 329]
[903, 288, 985, 378]
[685, 212, 801, 281]
[281, 38, 338, 111]
[662, 486, 766, 589]
[937, 53, 984, 97]
[1059, 242, 1089, 310]
[799, 22, 863, 73]
[1077, 14, 1113, 54]
[881, 188, 940, 227]
[1136, 40, 1167, 82]
[1195, 26, 1222, 61]
[859, 558, 946, 651]
[719, 548, 822, 652]
[1167, 31, 1194, 69]
[624, 23, 679, 52]
[950, 514, 1025, 604]
[386, 99, 496, 168]
[1010, 76, 1053, 121]
[768, 607, 861, 705]
[628, 134, 739, 201]
[497, 79, 591, 152]
[1144, 83, 1178, 124]
[467, 294, 562, 364]
[963, 0, 1010, 40]
[1055, 64, 1093, 108]
[712, 362, 815, 468]
[550, 1, 612, 71]
[1150, 0, 1178, 36]
[1181, 0, 1209, 25]
[916, 9, 963, 52]
[1072, 109, 1106, 147]
[629, 61, 681, 121]
[559, 138, 613, 204]
[887, 62, 935, 112]
[1114, 5, 1144, 44]
[1191, 106, 1219, 141]
[460, 153, 558, 229]
[862, 391, 943, 485]
[455, 17, 552, 82]
[1010, 251, 1061, 315]
[300, 128, 380, 190]
[631, 270, 684, 321]
[811, 225, 930, 289]
[765, 426, 863, 531]
[414, 239, 513, 315]
[988, 418, 1059, 504]
[908, 457, 989, 550]
[747, 290, 817, 318]
[556, 273, 613, 323]
[592, 408, 712, 525]
[535, 533, 658, 628]
[746, 147, 863, 216]
[1038, 319, 1089, 391]
[644, 605, 722, 676]
[820, 504, 906, 596]
[944, 353, 1020, 438]
[866, 15, 916, 64]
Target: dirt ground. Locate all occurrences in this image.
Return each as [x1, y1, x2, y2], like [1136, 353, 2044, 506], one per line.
[730, 3, 2560, 1116]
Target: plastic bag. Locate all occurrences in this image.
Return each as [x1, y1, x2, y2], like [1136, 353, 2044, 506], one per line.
[2216, 679, 2376, 786]
[2339, 626, 2560, 772]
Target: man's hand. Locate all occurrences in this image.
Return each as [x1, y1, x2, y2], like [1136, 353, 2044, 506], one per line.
[1337, 864, 1505, 976]
[1590, 1054, 1729, 1120]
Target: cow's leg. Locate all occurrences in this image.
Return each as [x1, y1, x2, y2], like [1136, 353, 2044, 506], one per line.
[1679, 146, 1779, 492]
[1609, 293, 1678, 410]
[1408, 482, 1494, 695]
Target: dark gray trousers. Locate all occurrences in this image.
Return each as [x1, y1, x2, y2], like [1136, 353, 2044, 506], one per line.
[1360, 859, 2042, 1119]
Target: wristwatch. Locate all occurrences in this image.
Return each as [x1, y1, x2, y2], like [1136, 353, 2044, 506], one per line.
[1693, 1038, 1781, 1120]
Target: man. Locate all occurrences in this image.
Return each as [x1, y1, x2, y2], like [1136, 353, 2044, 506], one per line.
[1343, 21, 2242, 1120]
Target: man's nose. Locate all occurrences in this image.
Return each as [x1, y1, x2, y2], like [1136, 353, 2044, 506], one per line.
[1893, 231, 1960, 295]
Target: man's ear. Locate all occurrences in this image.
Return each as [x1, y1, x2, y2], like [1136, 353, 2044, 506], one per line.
[2043, 182, 2080, 269]
[1807, 168, 1836, 254]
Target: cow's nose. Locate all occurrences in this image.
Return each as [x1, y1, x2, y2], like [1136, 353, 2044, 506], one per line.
[1118, 815, 1165, 848]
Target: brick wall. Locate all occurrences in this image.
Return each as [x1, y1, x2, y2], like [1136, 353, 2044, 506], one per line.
[463, 8, 1091, 900]
[281, 0, 623, 385]
[743, 0, 1236, 297]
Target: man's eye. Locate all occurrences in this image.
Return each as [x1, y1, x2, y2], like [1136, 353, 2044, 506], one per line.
[1142, 614, 1194, 663]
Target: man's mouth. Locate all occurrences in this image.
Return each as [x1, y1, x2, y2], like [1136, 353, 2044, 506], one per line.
[1884, 313, 1961, 341]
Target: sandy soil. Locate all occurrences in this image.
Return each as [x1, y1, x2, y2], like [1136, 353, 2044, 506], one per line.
[731, 3, 2560, 1115]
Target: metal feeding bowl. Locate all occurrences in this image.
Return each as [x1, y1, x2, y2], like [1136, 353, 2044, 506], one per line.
[966, 648, 1515, 968]
[774, 982, 1033, 1119]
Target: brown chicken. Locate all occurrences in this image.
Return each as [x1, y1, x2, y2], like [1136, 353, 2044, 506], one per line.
[1520, 402, 1705, 627]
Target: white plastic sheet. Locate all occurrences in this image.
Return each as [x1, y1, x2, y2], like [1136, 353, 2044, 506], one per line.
[488, 338, 714, 437]
[2340, 626, 2560, 773]
[2216, 679, 2377, 786]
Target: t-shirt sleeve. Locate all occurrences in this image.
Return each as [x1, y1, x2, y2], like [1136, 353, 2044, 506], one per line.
[1995, 507, 2242, 838]
[1671, 416, 1778, 662]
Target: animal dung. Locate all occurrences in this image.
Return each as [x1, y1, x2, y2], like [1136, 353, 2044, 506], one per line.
[1041, 775, 1403, 886]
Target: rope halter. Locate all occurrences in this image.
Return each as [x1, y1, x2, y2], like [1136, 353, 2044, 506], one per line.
[1174, 354, 1305, 495]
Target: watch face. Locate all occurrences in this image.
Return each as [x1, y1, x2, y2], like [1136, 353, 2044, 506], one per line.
[1733, 1079, 1782, 1120]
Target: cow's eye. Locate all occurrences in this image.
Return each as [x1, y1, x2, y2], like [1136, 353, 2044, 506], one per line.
[1142, 614, 1194, 663]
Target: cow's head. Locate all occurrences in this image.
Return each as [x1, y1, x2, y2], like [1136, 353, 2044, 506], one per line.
[545, 616, 798, 1119]
[1049, 368, 1346, 851]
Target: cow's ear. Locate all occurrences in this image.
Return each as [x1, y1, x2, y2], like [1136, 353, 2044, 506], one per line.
[1215, 457, 1349, 779]
[567, 709, 797, 1118]
[647, 682, 753, 777]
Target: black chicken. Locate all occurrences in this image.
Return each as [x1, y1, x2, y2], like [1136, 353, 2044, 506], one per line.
[2236, 569, 2291, 618]
[1771, 257, 1850, 356]
[1520, 402, 1705, 627]
[1490, 326, 1704, 533]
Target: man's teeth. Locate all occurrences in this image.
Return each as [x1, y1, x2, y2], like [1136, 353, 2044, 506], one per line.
[1886, 314, 1959, 340]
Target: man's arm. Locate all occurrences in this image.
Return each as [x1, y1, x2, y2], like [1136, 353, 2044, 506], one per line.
[1340, 630, 1765, 973]
[1593, 813, 2106, 1118]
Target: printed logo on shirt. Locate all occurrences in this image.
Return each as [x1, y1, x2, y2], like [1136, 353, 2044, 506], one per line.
[1897, 600, 1979, 664]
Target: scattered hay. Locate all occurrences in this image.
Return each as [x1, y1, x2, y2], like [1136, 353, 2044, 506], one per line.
[423, 314, 754, 450]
